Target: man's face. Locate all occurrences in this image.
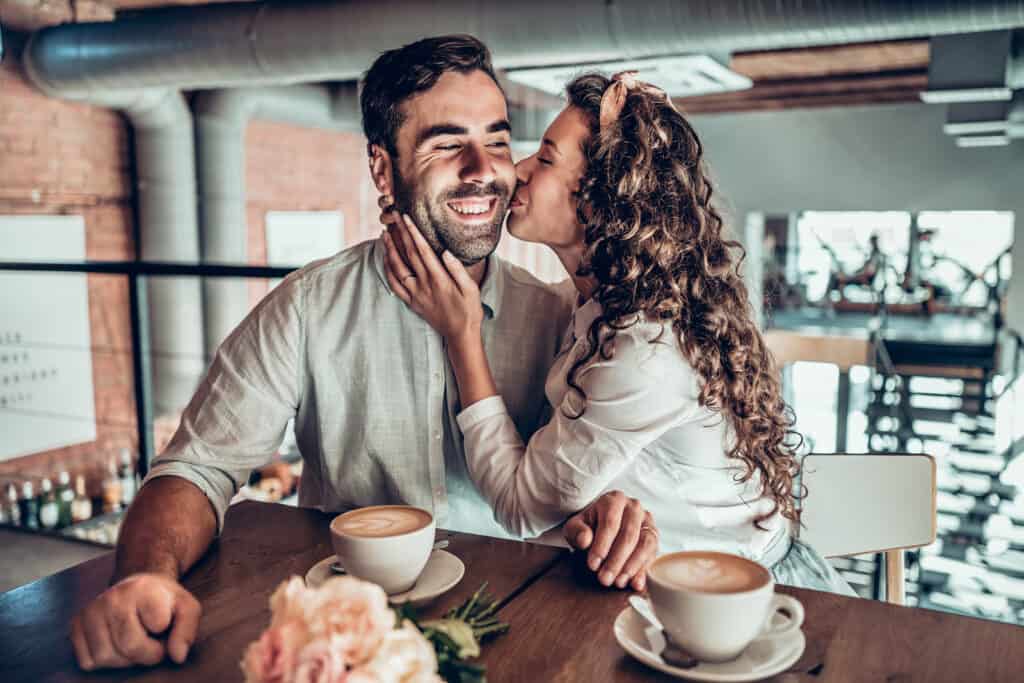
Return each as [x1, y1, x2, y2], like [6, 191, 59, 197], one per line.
[390, 70, 515, 265]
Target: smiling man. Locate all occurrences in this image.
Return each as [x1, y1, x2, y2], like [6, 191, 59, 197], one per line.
[68, 35, 660, 672]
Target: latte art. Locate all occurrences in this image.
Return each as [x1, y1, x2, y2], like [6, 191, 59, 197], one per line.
[651, 551, 769, 594]
[334, 505, 432, 538]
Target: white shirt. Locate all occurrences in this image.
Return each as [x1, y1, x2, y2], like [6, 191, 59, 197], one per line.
[144, 238, 575, 537]
[457, 298, 792, 564]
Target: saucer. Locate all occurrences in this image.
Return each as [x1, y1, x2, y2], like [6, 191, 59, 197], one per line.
[613, 605, 806, 682]
[305, 549, 465, 608]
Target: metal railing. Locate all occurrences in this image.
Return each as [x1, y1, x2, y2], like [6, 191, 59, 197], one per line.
[0, 260, 296, 477]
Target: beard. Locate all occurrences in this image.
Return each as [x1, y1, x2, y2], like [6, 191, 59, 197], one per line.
[392, 170, 511, 265]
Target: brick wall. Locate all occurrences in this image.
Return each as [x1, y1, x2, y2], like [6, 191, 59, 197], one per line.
[244, 120, 377, 303]
[0, 55, 136, 494]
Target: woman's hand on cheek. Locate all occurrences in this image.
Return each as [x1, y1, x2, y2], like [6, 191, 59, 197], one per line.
[382, 215, 483, 342]
[377, 193, 402, 230]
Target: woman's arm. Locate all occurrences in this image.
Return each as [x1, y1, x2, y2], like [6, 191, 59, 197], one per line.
[382, 215, 672, 589]
[380, 215, 498, 406]
[382, 216, 688, 534]
[457, 333, 689, 537]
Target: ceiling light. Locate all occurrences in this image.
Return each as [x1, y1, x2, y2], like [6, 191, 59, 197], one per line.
[921, 88, 1012, 104]
[504, 55, 752, 99]
[955, 134, 1010, 148]
[921, 31, 1013, 104]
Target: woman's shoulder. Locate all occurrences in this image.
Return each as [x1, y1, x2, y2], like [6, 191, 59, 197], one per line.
[584, 316, 693, 384]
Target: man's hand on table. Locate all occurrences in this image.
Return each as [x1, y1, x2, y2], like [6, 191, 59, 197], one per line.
[564, 490, 659, 592]
[70, 572, 202, 671]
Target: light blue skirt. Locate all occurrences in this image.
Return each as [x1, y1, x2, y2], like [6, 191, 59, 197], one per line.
[770, 538, 858, 597]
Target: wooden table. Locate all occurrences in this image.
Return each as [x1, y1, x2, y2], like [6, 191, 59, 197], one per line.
[2, 501, 1023, 682]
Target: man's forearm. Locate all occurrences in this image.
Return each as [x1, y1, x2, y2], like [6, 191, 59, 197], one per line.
[113, 476, 218, 583]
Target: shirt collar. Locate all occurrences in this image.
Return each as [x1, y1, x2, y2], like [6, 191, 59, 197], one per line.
[372, 237, 502, 320]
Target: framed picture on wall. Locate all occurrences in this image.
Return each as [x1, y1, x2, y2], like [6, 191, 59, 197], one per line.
[0, 215, 97, 460]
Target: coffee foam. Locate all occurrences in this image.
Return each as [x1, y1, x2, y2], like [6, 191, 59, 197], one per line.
[651, 552, 769, 594]
[334, 506, 431, 538]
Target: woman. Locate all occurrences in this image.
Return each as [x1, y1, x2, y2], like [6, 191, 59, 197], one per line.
[382, 72, 853, 596]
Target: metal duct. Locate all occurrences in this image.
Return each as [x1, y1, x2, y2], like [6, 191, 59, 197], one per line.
[99, 90, 205, 416]
[193, 84, 361, 357]
[23, 1, 1024, 97]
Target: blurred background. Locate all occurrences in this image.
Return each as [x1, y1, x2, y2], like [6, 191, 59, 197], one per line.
[0, 0, 1022, 624]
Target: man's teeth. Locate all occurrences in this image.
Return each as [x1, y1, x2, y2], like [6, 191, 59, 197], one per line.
[449, 200, 491, 215]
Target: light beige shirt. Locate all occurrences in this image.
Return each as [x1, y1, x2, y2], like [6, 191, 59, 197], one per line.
[457, 298, 791, 565]
[145, 238, 575, 537]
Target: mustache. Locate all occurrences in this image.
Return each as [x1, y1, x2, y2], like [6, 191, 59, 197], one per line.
[440, 181, 511, 203]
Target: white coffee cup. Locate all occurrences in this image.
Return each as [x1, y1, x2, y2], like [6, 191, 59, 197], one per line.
[646, 550, 805, 663]
[329, 504, 435, 594]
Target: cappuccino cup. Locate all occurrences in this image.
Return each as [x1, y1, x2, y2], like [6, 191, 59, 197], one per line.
[646, 550, 804, 663]
[329, 505, 435, 594]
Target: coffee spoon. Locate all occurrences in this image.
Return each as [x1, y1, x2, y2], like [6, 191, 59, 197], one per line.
[627, 595, 698, 669]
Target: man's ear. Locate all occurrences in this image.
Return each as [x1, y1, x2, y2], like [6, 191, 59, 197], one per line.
[368, 144, 396, 202]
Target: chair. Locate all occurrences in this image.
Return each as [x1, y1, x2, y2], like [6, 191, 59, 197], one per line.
[797, 453, 937, 605]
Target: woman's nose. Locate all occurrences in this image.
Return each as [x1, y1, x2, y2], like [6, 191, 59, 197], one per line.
[515, 154, 536, 185]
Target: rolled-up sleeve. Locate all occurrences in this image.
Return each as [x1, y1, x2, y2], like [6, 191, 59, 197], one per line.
[143, 274, 305, 533]
[458, 331, 690, 538]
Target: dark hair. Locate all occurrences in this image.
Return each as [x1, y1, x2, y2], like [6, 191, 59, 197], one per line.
[360, 34, 503, 158]
[564, 73, 803, 526]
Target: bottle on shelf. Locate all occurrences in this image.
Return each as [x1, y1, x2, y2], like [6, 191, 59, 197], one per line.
[101, 458, 123, 514]
[4, 484, 21, 527]
[56, 470, 74, 528]
[118, 448, 138, 507]
[19, 481, 39, 530]
[71, 474, 93, 524]
[38, 478, 60, 530]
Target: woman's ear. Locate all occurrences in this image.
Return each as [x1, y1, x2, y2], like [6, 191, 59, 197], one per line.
[368, 144, 395, 204]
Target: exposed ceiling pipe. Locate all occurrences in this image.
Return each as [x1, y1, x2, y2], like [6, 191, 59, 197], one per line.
[193, 83, 361, 357]
[23, 1, 1024, 97]
[97, 89, 205, 416]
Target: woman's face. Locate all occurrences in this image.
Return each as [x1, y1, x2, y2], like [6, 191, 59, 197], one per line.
[506, 106, 590, 249]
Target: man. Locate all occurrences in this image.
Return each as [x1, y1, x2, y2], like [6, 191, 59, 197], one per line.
[70, 35, 659, 672]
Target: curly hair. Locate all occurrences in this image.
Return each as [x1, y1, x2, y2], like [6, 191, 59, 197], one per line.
[564, 73, 803, 525]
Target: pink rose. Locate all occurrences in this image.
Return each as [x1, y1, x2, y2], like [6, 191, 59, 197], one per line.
[293, 637, 350, 683]
[349, 621, 441, 683]
[241, 617, 309, 683]
[307, 577, 395, 665]
[269, 576, 313, 626]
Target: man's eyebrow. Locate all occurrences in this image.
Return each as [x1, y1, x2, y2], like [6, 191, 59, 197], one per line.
[415, 123, 469, 148]
[487, 120, 512, 134]
[542, 137, 562, 156]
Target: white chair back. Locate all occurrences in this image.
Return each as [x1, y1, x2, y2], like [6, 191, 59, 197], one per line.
[798, 453, 936, 604]
[799, 453, 936, 558]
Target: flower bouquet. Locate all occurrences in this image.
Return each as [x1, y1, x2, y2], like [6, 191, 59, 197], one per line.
[242, 575, 508, 683]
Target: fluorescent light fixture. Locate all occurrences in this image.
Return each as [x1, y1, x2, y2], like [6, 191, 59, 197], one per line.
[504, 55, 752, 98]
[943, 101, 1009, 135]
[955, 134, 1010, 148]
[944, 120, 1008, 135]
[921, 88, 1012, 104]
[921, 31, 1012, 105]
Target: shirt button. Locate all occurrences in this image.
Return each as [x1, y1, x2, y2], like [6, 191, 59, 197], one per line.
[433, 372, 443, 383]
[433, 431, 441, 441]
